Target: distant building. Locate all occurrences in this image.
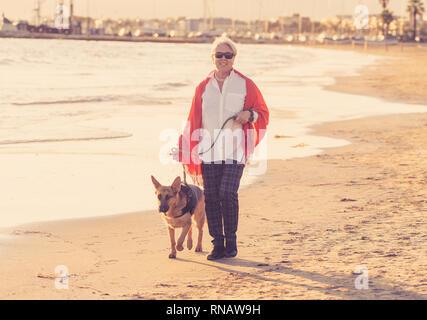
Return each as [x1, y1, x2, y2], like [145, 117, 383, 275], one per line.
[233, 20, 248, 33]
[212, 17, 233, 32]
[278, 14, 300, 29]
[186, 18, 202, 32]
[278, 14, 311, 33]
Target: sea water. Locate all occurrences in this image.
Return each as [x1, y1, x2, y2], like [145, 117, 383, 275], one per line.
[0, 38, 426, 228]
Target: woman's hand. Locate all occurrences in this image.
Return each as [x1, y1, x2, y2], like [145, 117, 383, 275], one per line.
[234, 110, 251, 125]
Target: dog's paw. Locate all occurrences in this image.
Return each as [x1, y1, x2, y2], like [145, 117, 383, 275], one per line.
[176, 244, 184, 251]
[195, 246, 202, 252]
[169, 252, 176, 259]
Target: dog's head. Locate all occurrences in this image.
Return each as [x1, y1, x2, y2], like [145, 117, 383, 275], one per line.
[151, 175, 181, 213]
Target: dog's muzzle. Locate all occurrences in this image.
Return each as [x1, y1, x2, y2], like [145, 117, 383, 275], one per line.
[159, 205, 169, 213]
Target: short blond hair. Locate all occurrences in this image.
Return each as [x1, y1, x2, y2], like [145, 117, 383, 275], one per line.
[211, 35, 237, 56]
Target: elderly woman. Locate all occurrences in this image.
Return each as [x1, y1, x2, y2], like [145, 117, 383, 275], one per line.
[176, 36, 269, 260]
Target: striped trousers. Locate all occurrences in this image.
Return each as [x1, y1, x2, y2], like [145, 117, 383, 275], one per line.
[201, 160, 245, 248]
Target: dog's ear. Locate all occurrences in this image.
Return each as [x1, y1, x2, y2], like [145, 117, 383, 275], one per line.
[151, 175, 161, 190]
[171, 176, 181, 193]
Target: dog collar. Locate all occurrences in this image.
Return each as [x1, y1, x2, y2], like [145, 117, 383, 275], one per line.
[175, 184, 197, 218]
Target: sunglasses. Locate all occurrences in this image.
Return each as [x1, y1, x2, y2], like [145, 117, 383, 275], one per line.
[214, 52, 234, 59]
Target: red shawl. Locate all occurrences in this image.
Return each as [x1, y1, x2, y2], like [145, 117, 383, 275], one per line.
[178, 69, 269, 186]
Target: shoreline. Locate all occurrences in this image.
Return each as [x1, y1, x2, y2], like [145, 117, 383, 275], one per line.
[3, 31, 427, 49]
[0, 31, 295, 45]
[2, 31, 427, 46]
[0, 42, 398, 229]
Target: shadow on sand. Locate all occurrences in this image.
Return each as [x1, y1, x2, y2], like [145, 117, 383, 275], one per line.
[176, 256, 426, 300]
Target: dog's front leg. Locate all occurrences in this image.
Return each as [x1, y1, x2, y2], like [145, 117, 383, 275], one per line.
[187, 226, 193, 250]
[195, 225, 203, 252]
[168, 227, 177, 259]
[176, 224, 191, 252]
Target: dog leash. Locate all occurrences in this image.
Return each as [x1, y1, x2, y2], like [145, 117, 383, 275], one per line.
[172, 111, 254, 186]
[171, 114, 237, 159]
[172, 114, 237, 186]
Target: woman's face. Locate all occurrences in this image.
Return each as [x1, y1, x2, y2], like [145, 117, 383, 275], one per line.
[213, 43, 235, 74]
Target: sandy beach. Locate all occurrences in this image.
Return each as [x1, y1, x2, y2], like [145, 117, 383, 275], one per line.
[323, 43, 427, 106]
[0, 44, 426, 300]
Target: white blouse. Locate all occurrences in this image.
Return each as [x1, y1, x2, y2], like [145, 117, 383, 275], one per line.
[199, 70, 258, 163]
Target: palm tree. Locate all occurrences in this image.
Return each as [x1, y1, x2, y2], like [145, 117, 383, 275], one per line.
[407, 0, 425, 40]
[378, 0, 393, 37]
[381, 9, 395, 38]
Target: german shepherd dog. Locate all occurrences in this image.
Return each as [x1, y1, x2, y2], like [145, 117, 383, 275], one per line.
[151, 176, 205, 259]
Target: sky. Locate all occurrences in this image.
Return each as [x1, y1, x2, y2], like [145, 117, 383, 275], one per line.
[0, 0, 413, 22]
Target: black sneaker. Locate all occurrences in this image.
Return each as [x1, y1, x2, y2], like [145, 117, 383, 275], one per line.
[207, 246, 225, 260]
